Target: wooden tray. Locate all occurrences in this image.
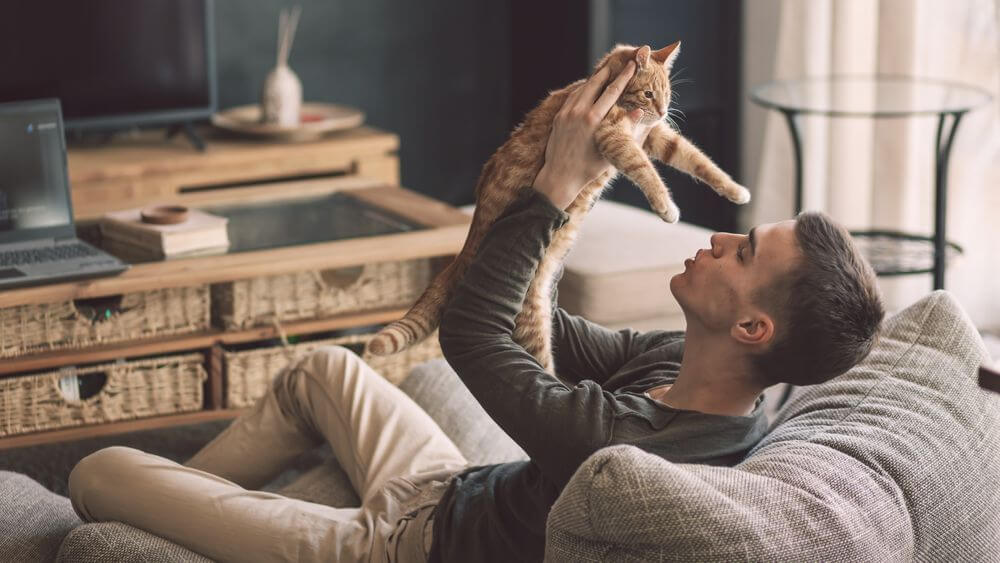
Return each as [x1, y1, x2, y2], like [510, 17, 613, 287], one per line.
[211, 102, 365, 139]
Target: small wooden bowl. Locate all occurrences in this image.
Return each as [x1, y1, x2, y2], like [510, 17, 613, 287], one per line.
[140, 205, 189, 225]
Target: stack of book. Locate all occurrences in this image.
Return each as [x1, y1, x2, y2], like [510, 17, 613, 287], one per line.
[99, 207, 230, 262]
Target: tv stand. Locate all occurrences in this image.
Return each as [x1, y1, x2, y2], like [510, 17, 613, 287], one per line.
[165, 121, 206, 152]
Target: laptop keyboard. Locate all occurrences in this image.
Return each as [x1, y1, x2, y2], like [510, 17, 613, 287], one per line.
[0, 243, 101, 267]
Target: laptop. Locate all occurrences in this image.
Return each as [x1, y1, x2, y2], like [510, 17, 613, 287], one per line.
[0, 98, 128, 289]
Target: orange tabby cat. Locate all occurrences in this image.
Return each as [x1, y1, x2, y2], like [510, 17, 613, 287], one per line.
[367, 42, 750, 373]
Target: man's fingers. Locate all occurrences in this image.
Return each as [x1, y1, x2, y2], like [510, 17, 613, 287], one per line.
[571, 64, 611, 112]
[593, 61, 636, 118]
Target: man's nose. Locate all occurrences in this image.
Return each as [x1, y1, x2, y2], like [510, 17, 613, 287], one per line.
[709, 232, 737, 258]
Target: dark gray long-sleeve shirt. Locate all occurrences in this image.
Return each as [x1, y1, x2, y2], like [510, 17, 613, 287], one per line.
[430, 187, 769, 562]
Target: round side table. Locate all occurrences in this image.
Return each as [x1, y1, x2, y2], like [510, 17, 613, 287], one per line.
[750, 75, 991, 290]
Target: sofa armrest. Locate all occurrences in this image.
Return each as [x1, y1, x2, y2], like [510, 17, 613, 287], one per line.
[56, 522, 213, 563]
[545, 444, 913, 562]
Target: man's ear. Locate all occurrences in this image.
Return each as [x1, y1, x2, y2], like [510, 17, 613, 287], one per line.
[730, 313, 774, 347]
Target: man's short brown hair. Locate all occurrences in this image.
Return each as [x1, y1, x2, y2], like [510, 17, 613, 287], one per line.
[751, 211, 885, 387]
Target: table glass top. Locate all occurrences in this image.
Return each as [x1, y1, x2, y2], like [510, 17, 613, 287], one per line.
[206, 192, 426, 253]
[750, 76, 992, 116]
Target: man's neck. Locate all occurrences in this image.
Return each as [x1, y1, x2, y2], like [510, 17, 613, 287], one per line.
[658, 330, 765, 417]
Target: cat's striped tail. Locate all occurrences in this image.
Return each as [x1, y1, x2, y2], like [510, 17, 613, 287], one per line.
[366, 257, 465, 356]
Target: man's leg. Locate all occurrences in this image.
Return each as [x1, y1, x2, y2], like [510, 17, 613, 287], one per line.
[185, 345, 468, 501]
[69, 445, 372, 562]
[69, 346, 468, 561]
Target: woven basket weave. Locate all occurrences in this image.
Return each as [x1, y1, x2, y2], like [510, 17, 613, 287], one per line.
[225, 331, 442, 408]
[0, 286, 211, 358]
[0, 352, 207, 437]
[211, 259, 431, 330]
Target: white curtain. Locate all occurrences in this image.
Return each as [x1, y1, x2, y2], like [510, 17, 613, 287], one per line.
[741, 0, 1000, 329]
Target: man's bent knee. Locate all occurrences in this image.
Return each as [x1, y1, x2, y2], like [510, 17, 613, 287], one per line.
[304, 345, 362, 373]
[295, 345, 371, 389]
[69, 446, 145, 521]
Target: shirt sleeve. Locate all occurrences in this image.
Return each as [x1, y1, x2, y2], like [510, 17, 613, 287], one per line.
[439, 187, 622, 488]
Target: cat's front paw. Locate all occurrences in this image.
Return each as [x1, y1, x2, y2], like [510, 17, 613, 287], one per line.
[726, 183, 752, 204]
[655, 201, 681, 223]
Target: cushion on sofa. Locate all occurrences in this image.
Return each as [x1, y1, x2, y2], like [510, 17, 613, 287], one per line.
[546, 290, 1000, 561]
[0, 470, 81, 562]
[400, 358, 527, 466]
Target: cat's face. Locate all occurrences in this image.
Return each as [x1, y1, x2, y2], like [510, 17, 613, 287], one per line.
[599, 42, 681, 124]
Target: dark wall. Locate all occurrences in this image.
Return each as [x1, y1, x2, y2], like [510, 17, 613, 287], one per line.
[509, 0, 591, 129]
[214, 0, 511, 205]
[593, 0, 743, 232]
[212, 0, 741, 225]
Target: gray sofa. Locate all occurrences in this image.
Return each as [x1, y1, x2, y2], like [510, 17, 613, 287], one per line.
[2, 290, 999, 561]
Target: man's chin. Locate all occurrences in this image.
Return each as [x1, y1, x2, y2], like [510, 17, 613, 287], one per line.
[669, 270, 687, 291]
[668, 273, 685, 302]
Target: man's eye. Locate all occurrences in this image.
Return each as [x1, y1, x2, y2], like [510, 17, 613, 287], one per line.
[644, 91, 654, 99]
[737, 245, 745, 262]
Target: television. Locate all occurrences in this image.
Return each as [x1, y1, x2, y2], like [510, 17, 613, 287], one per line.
[0, 0, 217, 133]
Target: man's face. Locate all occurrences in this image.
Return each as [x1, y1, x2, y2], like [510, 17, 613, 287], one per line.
[670, 220, 801, 339]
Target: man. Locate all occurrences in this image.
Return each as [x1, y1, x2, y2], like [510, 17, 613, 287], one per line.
[69, 63, 883, 562]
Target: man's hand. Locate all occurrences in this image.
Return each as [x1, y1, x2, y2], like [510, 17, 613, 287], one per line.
[533, 60, 656, 210]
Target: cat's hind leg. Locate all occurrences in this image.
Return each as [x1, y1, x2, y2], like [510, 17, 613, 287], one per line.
[513, 228, 577, 376]
[514, 274, 556, 376]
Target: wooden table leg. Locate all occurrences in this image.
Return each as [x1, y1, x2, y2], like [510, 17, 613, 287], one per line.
[209, 343, 225, 409]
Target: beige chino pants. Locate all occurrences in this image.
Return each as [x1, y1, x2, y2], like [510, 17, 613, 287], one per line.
[68, 346, 469, 563]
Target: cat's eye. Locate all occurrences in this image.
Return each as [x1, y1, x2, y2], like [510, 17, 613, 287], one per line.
[644, 91, 653, 99]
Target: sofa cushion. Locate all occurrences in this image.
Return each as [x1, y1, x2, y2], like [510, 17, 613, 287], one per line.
[399, 358, 527, 466]
[0, 470, 81, 562]
[546, 291, 1000, 561]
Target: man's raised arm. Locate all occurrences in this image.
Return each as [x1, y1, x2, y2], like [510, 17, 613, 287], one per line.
[439, 187, 621, 487]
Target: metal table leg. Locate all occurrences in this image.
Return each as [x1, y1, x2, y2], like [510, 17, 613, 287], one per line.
[932, 111, 965, 290]
[781, 110, 804, 216]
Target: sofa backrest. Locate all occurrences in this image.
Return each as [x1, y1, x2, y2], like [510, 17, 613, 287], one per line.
[545, 291, 1000, 561]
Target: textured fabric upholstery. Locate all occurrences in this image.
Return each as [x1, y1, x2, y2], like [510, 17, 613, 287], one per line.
[400, 358, 527, 466]
[57, 522, 215, 563]
[545, 291, 1000, 561]
[0, 470, 81, 562]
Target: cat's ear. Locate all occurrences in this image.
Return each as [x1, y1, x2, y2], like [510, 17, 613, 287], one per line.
[651, 41, 681, 70]
[633, 45, 651, 69]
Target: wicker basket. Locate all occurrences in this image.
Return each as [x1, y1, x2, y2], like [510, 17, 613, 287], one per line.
[0, 352, 207, 437]
[211, 259, 432, 330]
[0, 286, 211, 358]
[224, 331, 442, 408]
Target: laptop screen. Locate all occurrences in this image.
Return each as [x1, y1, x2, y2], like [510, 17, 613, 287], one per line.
[0, 99, 73, 242]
